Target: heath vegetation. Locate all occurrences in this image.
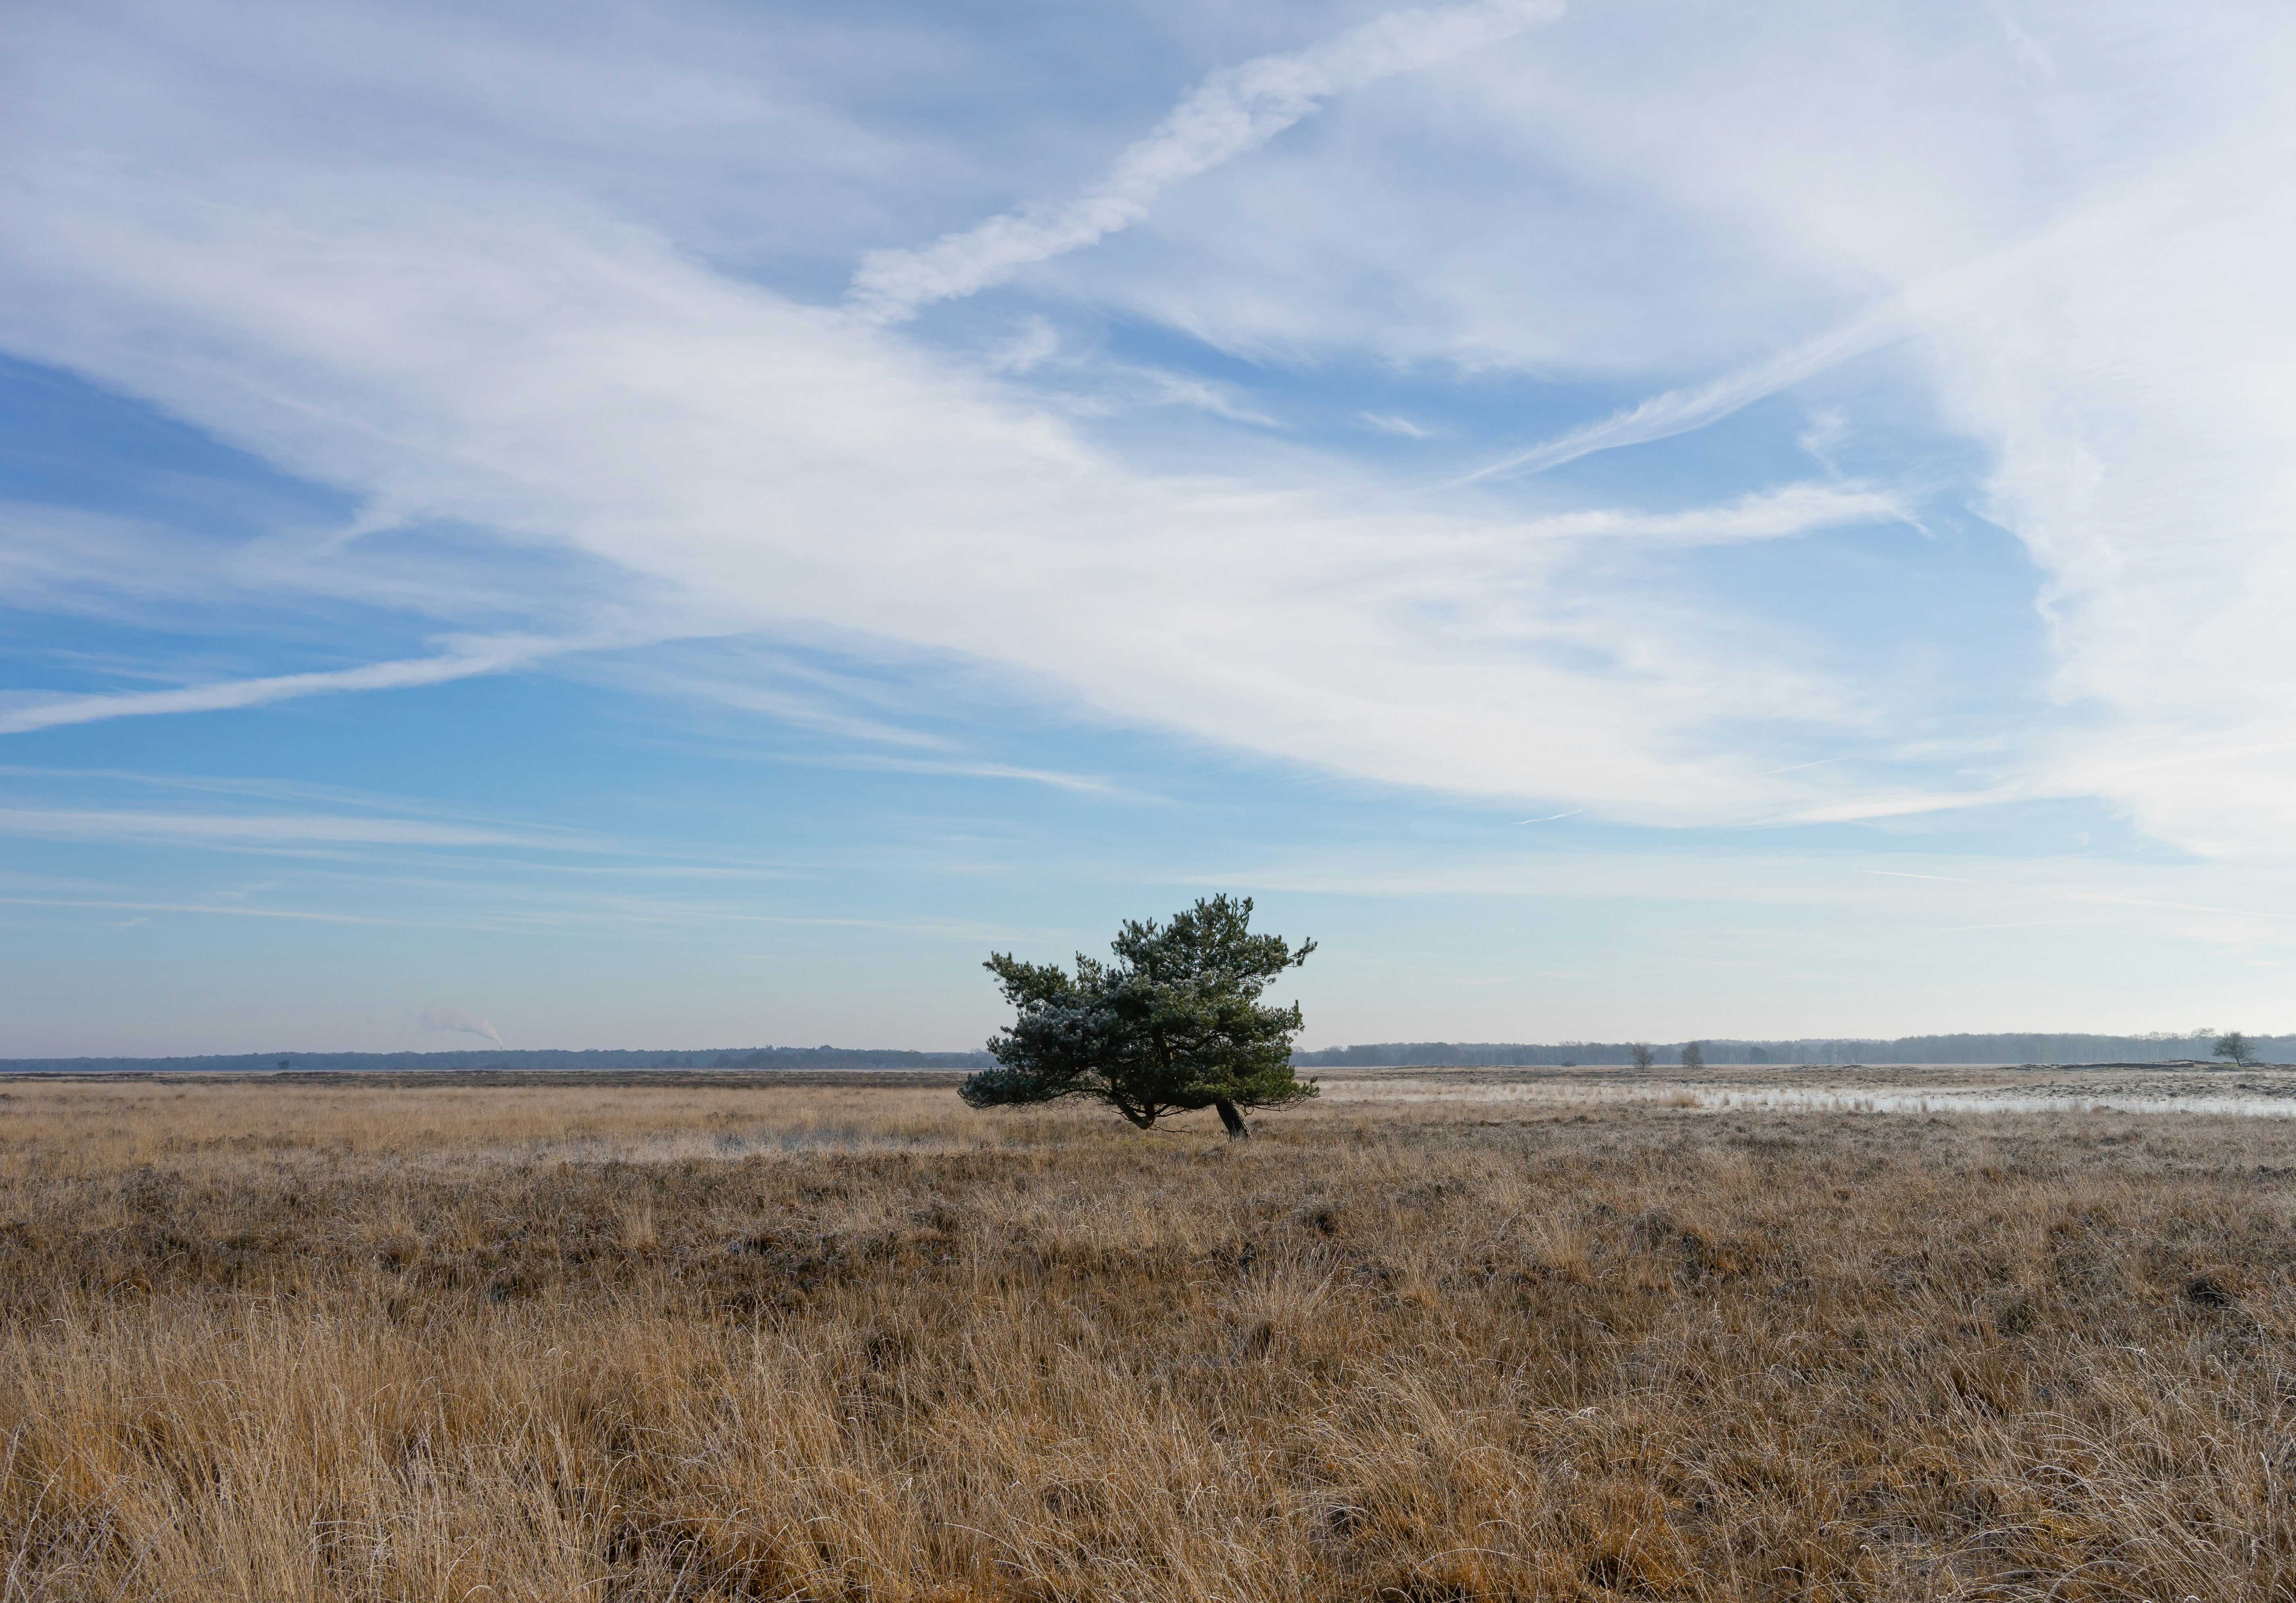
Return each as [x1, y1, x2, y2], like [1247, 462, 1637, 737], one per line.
[2, 1068, 2295, 1600]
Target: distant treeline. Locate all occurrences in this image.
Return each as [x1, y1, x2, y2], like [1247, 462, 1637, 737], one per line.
[0, 1045, 998, 1074]
[11, 1032, 2286, 1076]
[1292, 1033, 2293, 1067]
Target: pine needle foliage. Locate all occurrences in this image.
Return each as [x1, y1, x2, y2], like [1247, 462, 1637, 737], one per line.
[962, 894, 1316, 1137]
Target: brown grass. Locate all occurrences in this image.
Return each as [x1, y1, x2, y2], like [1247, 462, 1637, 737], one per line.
[4, 1071, 2296, 1599]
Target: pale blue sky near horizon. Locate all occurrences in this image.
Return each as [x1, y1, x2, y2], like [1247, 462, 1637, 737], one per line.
[4, 0, 2294, 1057]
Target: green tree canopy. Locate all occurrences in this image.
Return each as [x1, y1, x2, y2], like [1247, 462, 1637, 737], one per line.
[961, 894, 1316, 1138]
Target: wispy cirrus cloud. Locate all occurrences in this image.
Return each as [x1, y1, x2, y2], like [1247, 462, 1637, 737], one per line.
[0, 157, 1885, 826]
[4, 0, 2294, 865]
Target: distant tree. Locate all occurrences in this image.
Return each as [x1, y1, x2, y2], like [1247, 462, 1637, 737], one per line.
[2213, 1031, 2258, 1067]
[1680, 1040, 1706, 1071]
[963, 895, 1317, 1139]
[1630, 1042, 1655, 1071]
[1746, 1046, 1771, 1064]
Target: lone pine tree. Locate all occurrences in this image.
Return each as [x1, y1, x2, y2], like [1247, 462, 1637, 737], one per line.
[961, 894, 1316, 1139]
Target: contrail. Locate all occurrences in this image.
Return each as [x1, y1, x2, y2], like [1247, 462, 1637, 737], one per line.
[1456, 198, 2151, 485]
[0, 639, 563, 736]
[847, 0, 1563, 324]
[1456, 304, 1916, 484]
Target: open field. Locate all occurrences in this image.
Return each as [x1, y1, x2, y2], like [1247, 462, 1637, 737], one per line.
[5, 1069, 2296, 1600]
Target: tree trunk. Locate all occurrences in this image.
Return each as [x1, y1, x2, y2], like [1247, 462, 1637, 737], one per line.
[1214, 1099, 1249, 1140]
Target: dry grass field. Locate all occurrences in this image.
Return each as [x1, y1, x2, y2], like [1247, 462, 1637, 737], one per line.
[4, 1065, 2296, 1601]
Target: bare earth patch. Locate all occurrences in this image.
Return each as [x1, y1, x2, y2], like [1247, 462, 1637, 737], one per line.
[2, 1067, 2294, 1599]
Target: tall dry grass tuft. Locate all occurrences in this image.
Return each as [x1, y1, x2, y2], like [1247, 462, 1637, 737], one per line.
[1, 1073, 2294, 1598]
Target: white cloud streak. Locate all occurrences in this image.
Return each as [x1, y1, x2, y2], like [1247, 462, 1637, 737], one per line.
[0, 895, 391, 924]
[598, 668, 953, 751]
[0, 639, 565, 735]
[1360, 413, 1434, 438]
[798, 755, 1134, 798]
[845, 0, 1562, 323]
[1790, 790, 2025, 825]
[0, 807, 580, 848]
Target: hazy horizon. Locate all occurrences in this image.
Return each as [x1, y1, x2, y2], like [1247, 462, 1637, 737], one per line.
[5, 1028, 2281, 1072]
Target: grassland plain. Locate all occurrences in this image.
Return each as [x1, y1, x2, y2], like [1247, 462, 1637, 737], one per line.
[3, 1068, 2296, 1601]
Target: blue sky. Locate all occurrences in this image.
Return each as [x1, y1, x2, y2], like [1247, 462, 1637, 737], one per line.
[4, 0, 2294, 1056]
